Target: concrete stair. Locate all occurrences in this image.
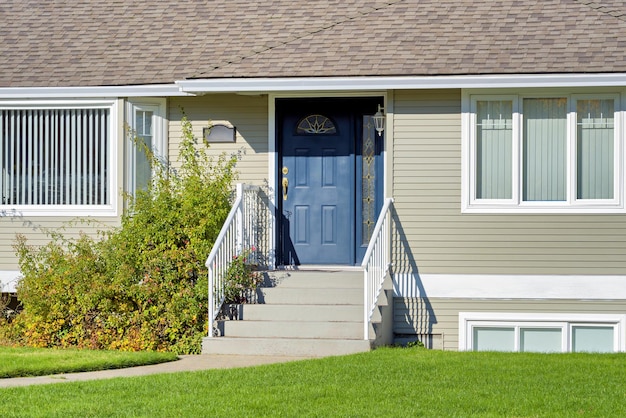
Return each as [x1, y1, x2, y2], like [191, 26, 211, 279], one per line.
[202, 269, 377, 357]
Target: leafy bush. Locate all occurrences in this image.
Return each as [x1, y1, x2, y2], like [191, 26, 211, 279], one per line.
[2, 115, 238, 354]
[223, 247, 263, 304]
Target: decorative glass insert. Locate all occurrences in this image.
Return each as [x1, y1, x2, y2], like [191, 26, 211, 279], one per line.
[361, 116, 377, 244]
[296, 114, 337, 135]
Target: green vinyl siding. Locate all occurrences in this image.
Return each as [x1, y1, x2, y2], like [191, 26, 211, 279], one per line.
[391, 89, 626, 276]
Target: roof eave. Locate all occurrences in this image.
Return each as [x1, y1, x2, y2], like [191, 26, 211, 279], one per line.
[0, 84, 193, 99]
[176, 73, 626, 94]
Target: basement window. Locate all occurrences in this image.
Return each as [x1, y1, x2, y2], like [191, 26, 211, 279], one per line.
[459, 312, 626, 353]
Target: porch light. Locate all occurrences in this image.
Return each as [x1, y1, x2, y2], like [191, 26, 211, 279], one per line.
[373, 104, 385, 136]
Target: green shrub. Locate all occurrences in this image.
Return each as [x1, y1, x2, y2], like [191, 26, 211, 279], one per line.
[223, 247, 263, 304]
[3, 115, 238, 354]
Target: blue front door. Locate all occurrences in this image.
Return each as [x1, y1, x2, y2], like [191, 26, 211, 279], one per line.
[278, 98, 383, 265]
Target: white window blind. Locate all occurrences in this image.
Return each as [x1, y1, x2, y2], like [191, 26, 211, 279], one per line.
[464, 92, 622, 213]
[476, 100, 513, 199]
[134, 109, 153, 192]
[576, 99, 614, 200]
[0, 108, 109, 206]
[523, 98, 567, 202]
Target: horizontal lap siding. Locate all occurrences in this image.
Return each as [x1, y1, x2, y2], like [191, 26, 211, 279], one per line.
[169, 95, 268, 186]
[394, 297, 626, 351]
[0, 217, 120, 271]
[391, 89, 626, 276]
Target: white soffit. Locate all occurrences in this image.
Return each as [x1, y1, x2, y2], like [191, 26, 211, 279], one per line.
[176, 73, 626, 93]
[0, 84, 192, 99]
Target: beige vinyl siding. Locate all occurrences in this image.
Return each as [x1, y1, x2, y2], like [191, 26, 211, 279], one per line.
[0, 101, 125, 273]
[394, 297, 626, 351]
[169, 95, 269, 186]
[391, 89, 626, 276]
[0, 218, 121, 271]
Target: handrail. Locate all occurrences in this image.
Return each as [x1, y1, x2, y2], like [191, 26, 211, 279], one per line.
[361, 197, 394, 340]
[205, 183, 260, 337]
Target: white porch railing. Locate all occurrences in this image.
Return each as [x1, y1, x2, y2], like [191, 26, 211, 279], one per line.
[205, 183, 262, 337]
[361, 198, 394, 340]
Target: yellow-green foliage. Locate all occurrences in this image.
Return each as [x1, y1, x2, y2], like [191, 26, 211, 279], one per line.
[4, 116, 237, 354]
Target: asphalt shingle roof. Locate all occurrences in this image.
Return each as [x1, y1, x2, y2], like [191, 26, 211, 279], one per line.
[1, 0, 626, 88]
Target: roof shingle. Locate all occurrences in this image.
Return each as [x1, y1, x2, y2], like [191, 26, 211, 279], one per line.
[1, 0, 626, 87]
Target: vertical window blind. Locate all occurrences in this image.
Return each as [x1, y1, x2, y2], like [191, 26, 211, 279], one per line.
[134, 109, 153, 192]
[0, 108, 109, 206]
[577, 99, 614, 200]
[522, 98, 567, 202]
[476, 100, 513, 199]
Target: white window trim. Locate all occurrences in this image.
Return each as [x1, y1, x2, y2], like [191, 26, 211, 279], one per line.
[459, 312, 626, 352]
[125, 98, 167, 194]
[0, 99, 120, 217]
[462, 90, 625, 213]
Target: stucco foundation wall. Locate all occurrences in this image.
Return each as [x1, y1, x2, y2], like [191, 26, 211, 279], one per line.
[391, 89, 626, 276]
[169, 95, 269, 187]
[394, 297, 626, 350]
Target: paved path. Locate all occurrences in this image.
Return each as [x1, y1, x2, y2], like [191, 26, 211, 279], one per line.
[0, 354, 313, 388]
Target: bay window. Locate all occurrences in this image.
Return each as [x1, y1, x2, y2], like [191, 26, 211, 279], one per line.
[464, 92, 622, 212]
[0, 100, 118, 216]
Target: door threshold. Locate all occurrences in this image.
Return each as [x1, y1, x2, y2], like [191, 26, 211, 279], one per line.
[276, 265, 363, 272]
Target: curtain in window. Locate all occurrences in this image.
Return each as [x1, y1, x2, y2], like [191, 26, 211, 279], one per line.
[476, 100, 512, 199]
[0, 108, 109, 205]
[577, 99, 614, 200]
[523, 98, 567, 201]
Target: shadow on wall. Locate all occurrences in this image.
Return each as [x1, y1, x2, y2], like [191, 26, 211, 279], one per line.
[390, 206, 438, 348]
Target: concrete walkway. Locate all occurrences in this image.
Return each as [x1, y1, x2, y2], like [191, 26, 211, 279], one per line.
[0, 354, 313, 388]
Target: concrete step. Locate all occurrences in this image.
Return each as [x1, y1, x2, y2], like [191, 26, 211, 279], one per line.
[221, 320, 363, 339]
[237, 304, 363, 322]
[258, 287, 362, 305]
[263, 270, 363, 289]
[202, 336, 371, 357]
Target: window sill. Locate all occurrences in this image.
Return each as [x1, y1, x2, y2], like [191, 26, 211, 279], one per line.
[462, 203, 625, 214]
[0, 205, 119, 218]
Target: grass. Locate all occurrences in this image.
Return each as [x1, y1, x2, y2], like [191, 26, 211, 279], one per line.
[1, 347, 626, 417]
[0, 346, 177, 378]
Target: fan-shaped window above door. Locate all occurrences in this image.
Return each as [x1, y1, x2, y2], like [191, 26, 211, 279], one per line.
[296, 114, 337, 135]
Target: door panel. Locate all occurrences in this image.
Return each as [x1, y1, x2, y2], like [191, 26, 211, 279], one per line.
[281, 121, 353, 264]
[278, 98, 383, 265]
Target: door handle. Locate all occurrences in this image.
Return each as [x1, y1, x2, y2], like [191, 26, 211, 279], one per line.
[282, 177, 289, 200]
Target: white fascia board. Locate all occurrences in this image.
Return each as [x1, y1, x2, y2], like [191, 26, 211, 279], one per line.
[176, 73, 626, 93]
[0, 84, 193, 99]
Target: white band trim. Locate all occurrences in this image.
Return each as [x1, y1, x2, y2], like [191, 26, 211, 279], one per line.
[0, 271, 20, 293]
[393, 273, 626, 300]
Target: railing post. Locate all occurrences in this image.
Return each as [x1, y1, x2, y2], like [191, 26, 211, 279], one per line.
[361, 198, 394, 343]
[235, 183, 244, 255]
[208, 268, 214, 338]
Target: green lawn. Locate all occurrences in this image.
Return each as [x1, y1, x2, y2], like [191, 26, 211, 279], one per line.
[1, 347, 625, 417]
[0, 346, 177, 378]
